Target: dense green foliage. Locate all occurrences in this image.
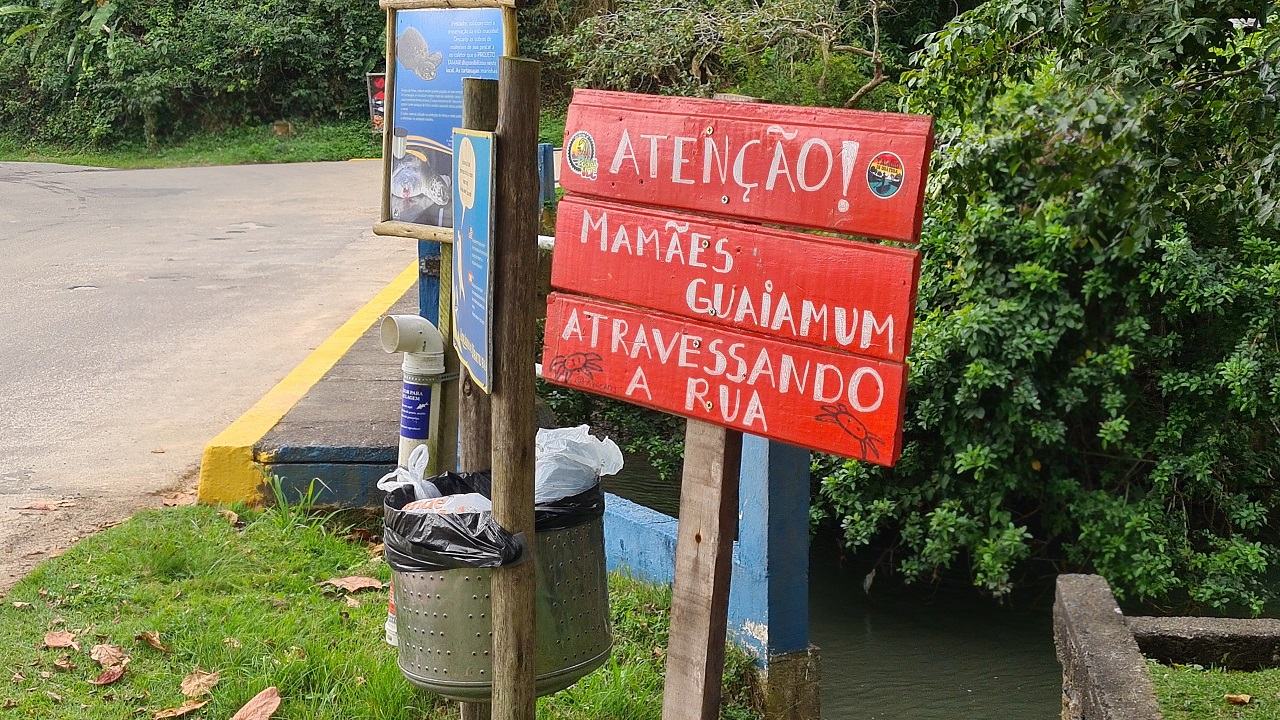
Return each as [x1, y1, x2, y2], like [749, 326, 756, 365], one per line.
[0, 0, 384, 146]
[815, 0, 1280, 610]
[545, 0, 922, 110]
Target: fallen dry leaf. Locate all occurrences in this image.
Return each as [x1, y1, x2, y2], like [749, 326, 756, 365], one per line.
[1225, 694, 1253, 705]
[45, 690, 62, 702]
[229, 686, 281, 720]
[344, 596, 360, 609]
[39, 671, 51, 679]
[43, 630, 79, 651]
[89, 666, 126, 686]
[2, 699, 16, 708]
[161, 492, 196, 507]
[354, 676, 366, 687]
[11, 601, 31, 609]
[53, 654, 76, 671]
[136, 631, 172, 653]
[368, 543, 384, 558]
[218, 509, 239, 525]
[151, 699, 209, 719]
[90, 644, 129, 669]
[346, 528, 377, 544]
[11, 672, 24, 683]
[16, 501, 59, 511]
[151, 448, 165, 454]
[223, 637, 242, 649]
[321, 576, 383, 593]
[179, 669, 220, 698]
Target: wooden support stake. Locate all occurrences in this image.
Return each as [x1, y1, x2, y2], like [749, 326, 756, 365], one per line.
[661, 421, 744, 720]
[455, 75, 500, 720]
[380, 8, 397, 224]
[489, 56, 541, 720]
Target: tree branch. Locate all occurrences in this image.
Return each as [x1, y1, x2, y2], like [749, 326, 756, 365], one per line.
[845, 0, 883, 108]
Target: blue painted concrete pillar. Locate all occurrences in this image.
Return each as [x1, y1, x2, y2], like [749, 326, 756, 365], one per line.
[418, 240, 441, 323]
[729, 435, 811, 659]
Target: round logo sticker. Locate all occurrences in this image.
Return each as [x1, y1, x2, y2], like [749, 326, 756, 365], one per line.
[566, 131, 598, 180]
[867, 152, 905, 199]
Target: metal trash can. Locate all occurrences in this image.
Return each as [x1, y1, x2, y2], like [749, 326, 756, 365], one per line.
[392, 515, 612, 701]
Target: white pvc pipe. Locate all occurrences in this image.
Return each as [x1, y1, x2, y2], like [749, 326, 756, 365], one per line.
[381, 314, 447, 474]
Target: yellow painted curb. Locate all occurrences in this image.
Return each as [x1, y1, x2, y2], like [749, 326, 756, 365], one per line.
[197, 261, 418, 505]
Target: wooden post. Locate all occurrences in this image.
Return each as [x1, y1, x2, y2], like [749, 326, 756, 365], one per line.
[661, 421, 743, 720]
[455, 76, 500, 720]
[489, 56, 541, 720]
[380, 8, 397, 223]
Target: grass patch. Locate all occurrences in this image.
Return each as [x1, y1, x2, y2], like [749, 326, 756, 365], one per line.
[0, 120, 383, 169]
[1, 109, 570, 170]
[0, 504, 760, 719]
[1149, 660, 1280, 720]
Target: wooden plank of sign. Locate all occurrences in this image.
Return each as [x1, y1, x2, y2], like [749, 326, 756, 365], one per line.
[373, 220, 453, 243]
[542, 292, 907, 466]
[379, 0, 515, 8]
[558, 89, 934, 243]
[551, 195, 921, 363]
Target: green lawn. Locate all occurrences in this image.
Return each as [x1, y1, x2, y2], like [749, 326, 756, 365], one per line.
[1149, 660, 1280, 720]
[1, 107, 569, 170]
[0, 120, 384, 169]
[0, 502, 758, 719]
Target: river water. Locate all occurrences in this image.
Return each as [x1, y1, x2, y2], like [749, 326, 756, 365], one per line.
[602, 456, 1063, 720]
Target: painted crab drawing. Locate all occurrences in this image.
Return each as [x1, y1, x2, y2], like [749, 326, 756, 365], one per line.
[815, 402, 884, 460]
[548, 352, 605, 383]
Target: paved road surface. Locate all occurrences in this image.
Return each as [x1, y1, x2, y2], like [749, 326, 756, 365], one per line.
[0, 161, 413, 593]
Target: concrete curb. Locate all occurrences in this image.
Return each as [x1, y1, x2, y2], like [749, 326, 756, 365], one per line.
[196, 261, 418, 505]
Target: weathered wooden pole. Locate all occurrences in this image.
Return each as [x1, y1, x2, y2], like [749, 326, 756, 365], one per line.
[661, 422, 743, 720]
[454, 76, 500, 720]
[489, 56, 541, 720]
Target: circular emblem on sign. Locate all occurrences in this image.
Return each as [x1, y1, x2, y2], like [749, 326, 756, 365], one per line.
[866, 152, 905, 199]
[566, 130, 599, 180]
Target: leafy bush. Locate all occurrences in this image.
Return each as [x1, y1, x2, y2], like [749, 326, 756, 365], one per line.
[814, 0, 1280, 611]
[546, 0, 901, 108]
[0, 0, 384, 146]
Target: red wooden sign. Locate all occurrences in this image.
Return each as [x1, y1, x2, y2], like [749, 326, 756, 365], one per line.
[551, 195, 921, 363]
[542, 293, 907, 466]
[559, 89, 934, 243]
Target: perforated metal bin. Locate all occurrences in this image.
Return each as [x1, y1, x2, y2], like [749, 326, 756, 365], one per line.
[392, 516, 612, 701]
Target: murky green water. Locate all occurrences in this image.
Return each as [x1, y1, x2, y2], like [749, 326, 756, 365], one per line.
[603, 456, 1062, 720]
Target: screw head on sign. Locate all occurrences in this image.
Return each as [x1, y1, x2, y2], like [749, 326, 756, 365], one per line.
[693, 339, 701, 348]
[721, 196, 729, 204]
[701, 239, 710, 248]
[704, 126, 714, 136]
[705, 401, 714, 410]
[708, 309, 717, 317]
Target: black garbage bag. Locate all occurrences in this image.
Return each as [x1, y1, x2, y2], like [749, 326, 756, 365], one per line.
[383, 471, 604, 573]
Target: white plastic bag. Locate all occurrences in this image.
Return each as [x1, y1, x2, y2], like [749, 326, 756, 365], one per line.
[534, 425, 624, 503]
[376, 444, 442, 501]
[402, 492, 492, 514]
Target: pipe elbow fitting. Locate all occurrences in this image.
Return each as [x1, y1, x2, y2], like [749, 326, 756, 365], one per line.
[380, 314, 446, 376]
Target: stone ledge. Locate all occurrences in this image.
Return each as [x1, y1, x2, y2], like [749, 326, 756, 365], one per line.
[1129, 616, 1280, 671]
[1054, 574, 1162, 720]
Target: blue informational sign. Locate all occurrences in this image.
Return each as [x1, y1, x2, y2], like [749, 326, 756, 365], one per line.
[388, 8, 504, 228]
[452, 129, 496, 393]
[401, 382, 432, 440]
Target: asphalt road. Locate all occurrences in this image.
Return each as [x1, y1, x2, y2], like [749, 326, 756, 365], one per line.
[0, 160, 414, 593]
